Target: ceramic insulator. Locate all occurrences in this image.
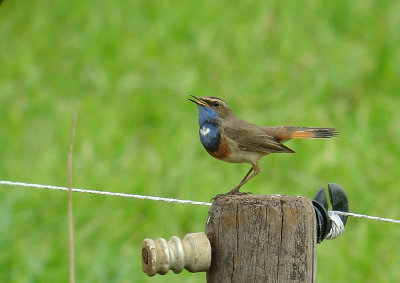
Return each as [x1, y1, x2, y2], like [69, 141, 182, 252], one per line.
[142, 232, 211, 276]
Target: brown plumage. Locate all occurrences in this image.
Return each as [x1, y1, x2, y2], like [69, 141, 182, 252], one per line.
[189, 95, 338, 193]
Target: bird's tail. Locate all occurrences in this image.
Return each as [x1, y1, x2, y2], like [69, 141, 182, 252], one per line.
[285, 127, 338, 139]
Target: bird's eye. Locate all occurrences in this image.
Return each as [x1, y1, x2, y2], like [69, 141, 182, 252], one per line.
[213, 101, 220, 107]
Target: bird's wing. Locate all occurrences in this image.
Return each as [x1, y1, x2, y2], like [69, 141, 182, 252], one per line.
[224, 124, 295, 154]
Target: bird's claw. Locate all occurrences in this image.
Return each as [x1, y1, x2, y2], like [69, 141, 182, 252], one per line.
[211, 188, 251, 201]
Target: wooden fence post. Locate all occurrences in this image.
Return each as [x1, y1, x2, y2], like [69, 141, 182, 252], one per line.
[205, 194, 316, 282]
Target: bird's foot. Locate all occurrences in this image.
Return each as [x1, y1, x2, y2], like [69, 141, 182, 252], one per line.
[211, 187, 251, 200]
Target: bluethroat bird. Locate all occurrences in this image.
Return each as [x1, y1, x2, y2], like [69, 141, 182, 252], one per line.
[189, 95, 338, 194]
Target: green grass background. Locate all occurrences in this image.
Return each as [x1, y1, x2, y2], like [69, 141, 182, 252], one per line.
[1, 0, 400, 282]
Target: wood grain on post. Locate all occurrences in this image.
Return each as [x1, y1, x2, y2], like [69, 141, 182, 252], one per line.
[205, 194, 316, 283]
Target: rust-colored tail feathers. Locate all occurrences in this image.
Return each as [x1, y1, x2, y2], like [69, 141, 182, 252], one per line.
[286, 127, 338, 139]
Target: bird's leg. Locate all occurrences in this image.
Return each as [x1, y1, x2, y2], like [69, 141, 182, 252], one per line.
[240, 167, 254, 183]
[212, 166, 255, 200]
[228, 164, 260, 194]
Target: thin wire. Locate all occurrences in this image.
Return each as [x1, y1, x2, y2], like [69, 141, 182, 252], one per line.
[2, 180, 400, 224]
[0, 180, 212, 206]
[332, 210, 400, 225]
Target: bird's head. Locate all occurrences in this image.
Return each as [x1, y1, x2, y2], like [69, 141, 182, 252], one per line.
[189, 96, 233, 124]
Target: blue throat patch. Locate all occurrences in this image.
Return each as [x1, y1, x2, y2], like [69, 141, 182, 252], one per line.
[197, 105, 221, 152]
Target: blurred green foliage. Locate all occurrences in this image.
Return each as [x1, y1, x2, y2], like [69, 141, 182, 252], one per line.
[1, 0, 400, 282]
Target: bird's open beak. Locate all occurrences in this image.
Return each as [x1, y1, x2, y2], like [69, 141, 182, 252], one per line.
[188, 95, 208, 106]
